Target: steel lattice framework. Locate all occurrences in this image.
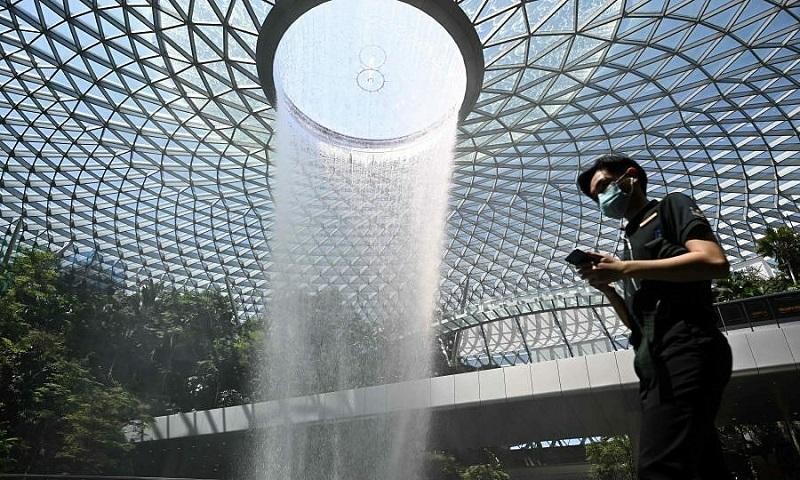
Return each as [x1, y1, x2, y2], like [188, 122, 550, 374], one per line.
[1, 0, 799, 365]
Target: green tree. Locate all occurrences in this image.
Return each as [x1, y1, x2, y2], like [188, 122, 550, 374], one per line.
[586, 436, 635, 480]
[714, 267, 793, 302]
[427, 449, 510, 480]
[757, 226, 800, 284]
[61, 276, 262, 414]
[0, 248, 72, 338]
[1, 247, 264, 472]
[132, 285, 260, 412]
[424, 450, 461, 480]
[459, 463, 511, 480]
[0, 249, 146, 472]
[0, 331, 144, 473]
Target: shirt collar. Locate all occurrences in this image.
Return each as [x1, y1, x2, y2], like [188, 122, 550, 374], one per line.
[624, 199, 659, 236]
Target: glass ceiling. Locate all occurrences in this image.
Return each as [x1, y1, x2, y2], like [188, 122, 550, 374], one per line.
[274, 0, 468, 141]
[1, 0, 799, 364]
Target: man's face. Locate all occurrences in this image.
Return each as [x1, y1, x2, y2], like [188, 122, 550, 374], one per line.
[588, 169, 620, 202]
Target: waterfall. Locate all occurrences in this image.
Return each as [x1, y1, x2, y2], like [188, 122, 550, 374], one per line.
[257, 97, 457, 479]
[255, 1, 465, 477]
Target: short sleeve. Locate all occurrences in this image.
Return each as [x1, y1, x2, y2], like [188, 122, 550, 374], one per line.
[660, 193, 713, 245]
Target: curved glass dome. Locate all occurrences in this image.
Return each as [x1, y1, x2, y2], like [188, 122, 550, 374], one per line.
[1, 0, 799, 361]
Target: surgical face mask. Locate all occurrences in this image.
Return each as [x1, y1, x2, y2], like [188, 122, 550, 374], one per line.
[598, 177, 631, 219]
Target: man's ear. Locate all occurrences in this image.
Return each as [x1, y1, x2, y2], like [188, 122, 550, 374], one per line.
[620, 176, 635, 192]
[629, 176, 645, 197]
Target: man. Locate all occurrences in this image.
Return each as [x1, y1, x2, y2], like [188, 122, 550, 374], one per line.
[576, 153, 733, 479]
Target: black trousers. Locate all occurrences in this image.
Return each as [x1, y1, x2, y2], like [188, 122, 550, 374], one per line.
[637, 321, 733, 480]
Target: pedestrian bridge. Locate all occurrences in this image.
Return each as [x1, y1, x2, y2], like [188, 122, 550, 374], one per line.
[134, 323, 800, 449]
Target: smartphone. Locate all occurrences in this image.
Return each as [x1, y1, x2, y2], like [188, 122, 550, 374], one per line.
[565, 249, 602, 266]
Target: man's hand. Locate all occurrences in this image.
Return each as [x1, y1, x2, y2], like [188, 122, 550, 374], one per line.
[591, 281, 617, 295]
[576, 252, 633, 329]
[578, 253, 627, 286]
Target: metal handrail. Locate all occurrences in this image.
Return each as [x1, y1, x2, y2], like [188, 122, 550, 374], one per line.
[714, 288, 799, 306]
[715, 289, 800, 333]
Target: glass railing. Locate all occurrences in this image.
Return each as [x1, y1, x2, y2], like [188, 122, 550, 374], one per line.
[715, 290, 800, 332]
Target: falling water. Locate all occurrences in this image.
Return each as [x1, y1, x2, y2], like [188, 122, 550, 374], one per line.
[257, 101, 457, 479]
[255, 1, 464, 478]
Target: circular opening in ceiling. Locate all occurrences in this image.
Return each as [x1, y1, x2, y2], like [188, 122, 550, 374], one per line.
[257, 0, 484, 146]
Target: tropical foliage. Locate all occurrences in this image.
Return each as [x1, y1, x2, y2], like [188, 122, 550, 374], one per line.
[585, 436, 635, 480]
[715, 225, 799, 302]
[756, 226, 800, 284]
[714, 267, 794, 302]
[426, 450, 510, 480]
[0, 248, 263, 473]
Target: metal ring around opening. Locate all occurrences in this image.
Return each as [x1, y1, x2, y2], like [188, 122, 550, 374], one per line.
[278, 90, 455, 151]
[256, 0, 485, 123]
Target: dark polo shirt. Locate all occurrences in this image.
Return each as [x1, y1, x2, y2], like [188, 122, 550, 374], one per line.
[623, 193, 716, 313]
[622, 193, 723, 361]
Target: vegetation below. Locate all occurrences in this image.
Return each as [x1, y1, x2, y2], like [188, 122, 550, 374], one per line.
[0, 248, 262, 473]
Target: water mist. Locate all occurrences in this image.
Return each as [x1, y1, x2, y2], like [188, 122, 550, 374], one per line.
[255, 1, 467, 478]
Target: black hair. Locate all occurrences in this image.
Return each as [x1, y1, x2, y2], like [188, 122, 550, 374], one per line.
[577, 153, 648, 200]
